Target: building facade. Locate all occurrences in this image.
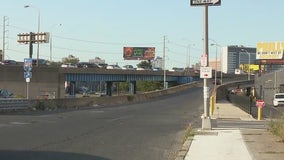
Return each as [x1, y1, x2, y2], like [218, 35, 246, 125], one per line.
[221, 46, 256, 74]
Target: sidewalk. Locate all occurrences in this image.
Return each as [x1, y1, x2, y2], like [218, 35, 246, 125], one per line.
[183, 100, 284, 160]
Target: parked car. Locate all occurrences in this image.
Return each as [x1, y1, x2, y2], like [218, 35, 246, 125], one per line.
[273, 93, 284, 107]
[0, 60, 17, 65]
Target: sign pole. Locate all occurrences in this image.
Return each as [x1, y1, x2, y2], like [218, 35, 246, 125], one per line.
[202, 5, 212, 129]
[26, 82, 29, 100]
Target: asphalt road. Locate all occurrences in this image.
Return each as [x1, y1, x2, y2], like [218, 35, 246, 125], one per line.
[0, 87, 204, 160]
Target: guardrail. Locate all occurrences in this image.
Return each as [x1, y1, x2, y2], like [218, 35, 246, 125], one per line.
[0, 99, 29, 111]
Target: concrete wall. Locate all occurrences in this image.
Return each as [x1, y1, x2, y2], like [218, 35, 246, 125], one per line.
[0, 66, 64, 99]
[29, 81, 200, 109]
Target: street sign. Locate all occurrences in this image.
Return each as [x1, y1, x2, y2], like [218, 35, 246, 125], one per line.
[256, 99, 265, 109]
[24, 58, 32, 79]
[200, 67, 212, 78]
[190, 0, 221, 6]
[201, 54, 207, 67]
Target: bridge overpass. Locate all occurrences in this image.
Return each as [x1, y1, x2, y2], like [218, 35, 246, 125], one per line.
[0, 66, 199, 99]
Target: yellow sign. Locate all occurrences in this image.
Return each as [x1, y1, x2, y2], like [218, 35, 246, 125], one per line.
[256, 42, 284, 59]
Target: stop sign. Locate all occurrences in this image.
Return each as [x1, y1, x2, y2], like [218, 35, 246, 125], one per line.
[256, 99, 265, 109]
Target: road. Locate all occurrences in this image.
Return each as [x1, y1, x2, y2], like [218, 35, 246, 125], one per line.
[0, 87, 204, 160]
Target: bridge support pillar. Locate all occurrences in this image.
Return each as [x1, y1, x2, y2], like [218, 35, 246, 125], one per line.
[106, 81, 113, 96]
[69, 81, 76, 97]
[129, 81, 136, 95]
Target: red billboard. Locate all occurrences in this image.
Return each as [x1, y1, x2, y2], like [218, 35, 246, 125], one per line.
[123, 47, 155, 60]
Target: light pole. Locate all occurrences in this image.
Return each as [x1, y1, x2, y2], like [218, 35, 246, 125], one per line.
[24, 5, 40, 67]
[49, 24, 62, 62]
[241, 49, 251, 80]
[210, 43, 218, 88]
[210, 41, 222, 86]
[186, 44, 195, 68]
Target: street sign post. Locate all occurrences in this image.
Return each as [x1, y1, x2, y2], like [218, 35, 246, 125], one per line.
[24, 58, 32, 99]
[190, 0, 221, 6]
[190, 0, 221, 130]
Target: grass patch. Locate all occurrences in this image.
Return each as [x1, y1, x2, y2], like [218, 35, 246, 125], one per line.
[269, 117, 284, 142]
[184, 124, 194, 143]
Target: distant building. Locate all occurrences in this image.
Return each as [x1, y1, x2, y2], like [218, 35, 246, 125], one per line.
[209, 59, 221, 71]
[89, 57, 106, 64]
[221, 46, 256, 74]
[152, 56, 163, 69]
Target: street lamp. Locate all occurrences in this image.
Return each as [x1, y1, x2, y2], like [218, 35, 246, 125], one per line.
[49, 24, 62, 62]
[210, 43, 218, 88]
[24, 5, 40, 67]
[241, 49, 251, 80]
[186, 44, 195, 68]
[210, 42, 222, 86]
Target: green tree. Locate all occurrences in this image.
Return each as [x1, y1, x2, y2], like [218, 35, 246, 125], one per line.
[137, 60, 152, 69]
[136, 81, 163, 92]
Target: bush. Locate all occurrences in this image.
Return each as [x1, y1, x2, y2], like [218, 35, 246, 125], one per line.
[269, 117, 284, 142]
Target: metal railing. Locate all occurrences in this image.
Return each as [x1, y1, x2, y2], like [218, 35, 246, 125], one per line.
[0, 99, 29, 111]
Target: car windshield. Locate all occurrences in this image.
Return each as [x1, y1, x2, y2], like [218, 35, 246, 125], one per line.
[275, 95, 284, 98]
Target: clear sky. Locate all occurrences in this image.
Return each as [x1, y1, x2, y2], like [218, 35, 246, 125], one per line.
[0, 0, 283, 69]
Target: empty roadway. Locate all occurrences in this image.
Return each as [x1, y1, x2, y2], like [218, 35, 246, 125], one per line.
[0, 86, 203, 160]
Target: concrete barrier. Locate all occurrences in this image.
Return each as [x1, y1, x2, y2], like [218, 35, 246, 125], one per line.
[28, 81, 200, 110]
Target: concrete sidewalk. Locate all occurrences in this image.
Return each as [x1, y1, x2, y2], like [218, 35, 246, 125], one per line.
[183, 100, 284, 160]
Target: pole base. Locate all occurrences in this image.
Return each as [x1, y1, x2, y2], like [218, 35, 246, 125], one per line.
[201, 116, 212, 130]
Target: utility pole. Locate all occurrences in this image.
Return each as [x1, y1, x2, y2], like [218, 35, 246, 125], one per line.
[163, 35, 166, 89]
[2, 16, 8, 61]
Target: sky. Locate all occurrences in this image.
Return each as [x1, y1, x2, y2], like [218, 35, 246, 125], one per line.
[0, 0, 283, 69]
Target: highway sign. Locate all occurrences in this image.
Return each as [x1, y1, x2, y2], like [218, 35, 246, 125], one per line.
[24, 71, 32, 79]
[190, 0, 221, 6]
[23, 58, 32, 72]
[200, 67, 212, 78]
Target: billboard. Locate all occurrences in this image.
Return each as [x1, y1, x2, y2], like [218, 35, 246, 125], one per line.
[256, 42, 284, 59]
[123, 47, 155, 60]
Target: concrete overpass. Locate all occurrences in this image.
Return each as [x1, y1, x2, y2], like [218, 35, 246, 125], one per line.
[0, 66, 198, 99]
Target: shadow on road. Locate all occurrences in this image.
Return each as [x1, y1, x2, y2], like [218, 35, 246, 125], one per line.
[0, 150, 111, 160]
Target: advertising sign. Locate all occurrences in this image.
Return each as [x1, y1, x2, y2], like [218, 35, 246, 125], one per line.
[123, 47, 155, 60]
[256, 42, 284, 60]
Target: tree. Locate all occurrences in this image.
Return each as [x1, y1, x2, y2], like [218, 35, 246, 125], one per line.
[137, 60, 152, 69]
[62, 54, 79, 64]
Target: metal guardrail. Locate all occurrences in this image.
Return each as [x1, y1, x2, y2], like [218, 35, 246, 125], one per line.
[0, 98, 29, 111]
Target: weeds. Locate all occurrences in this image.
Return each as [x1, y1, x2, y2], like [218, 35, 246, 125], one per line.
[269, 117, 284, 142]
[184, 124, 194, 143]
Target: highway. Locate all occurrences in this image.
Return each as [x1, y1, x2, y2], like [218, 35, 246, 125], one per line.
[0, 86, 204, 160]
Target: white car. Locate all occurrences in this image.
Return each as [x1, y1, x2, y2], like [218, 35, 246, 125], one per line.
[61, 63, 77, 68]
[273, 93, 284, 107]
[106, 64, 121, 69]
